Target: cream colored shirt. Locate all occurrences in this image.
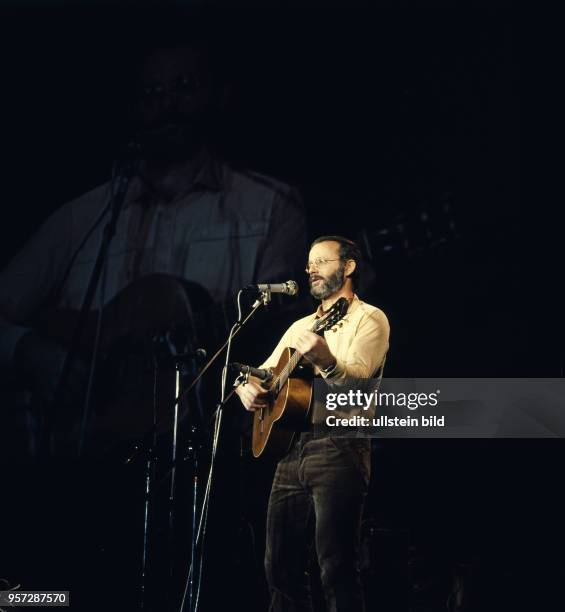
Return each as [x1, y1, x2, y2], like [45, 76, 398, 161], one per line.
[260, 295, 390, 385]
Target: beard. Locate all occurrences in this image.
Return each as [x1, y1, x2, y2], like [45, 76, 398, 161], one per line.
[309, 262, 346, 300]
[135, 123, 201, 160]
[134, 110, 212, 161]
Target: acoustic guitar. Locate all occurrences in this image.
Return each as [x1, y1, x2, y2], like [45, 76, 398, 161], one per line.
[252, 297, 349, 459]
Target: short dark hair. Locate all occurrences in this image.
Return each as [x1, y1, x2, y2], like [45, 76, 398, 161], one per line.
[310, 235, 362, 289]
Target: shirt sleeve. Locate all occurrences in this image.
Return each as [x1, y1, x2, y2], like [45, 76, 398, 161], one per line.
[259, 323, 296, 371]
[255, 188, 307, 284]
[322, 308, 390, 385]
[0, 204, 73, 368]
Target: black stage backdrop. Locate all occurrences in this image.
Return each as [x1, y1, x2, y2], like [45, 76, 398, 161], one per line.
[1, 5, 562, 612]
[0, 5, 542, 377]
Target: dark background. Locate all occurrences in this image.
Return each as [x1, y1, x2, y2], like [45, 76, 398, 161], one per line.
[1, 4, 562, 612]
[0, 5, 548, 377]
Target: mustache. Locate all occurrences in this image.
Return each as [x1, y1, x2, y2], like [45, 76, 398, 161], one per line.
[309, 275, 324, 283]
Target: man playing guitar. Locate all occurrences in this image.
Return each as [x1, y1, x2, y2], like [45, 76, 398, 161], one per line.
[236, 235, 390, 612]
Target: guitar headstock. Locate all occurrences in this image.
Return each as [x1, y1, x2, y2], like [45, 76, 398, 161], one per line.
[312, 297, 349, 334]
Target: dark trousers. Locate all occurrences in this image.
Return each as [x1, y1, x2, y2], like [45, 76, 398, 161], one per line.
[265, 433, 370, 612]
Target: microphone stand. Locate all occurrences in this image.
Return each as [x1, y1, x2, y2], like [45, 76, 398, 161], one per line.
[181, 384, 241, 612]
[44, 155, 139, 457]
[125, 289, 271, 466]
[139, 334, 203, 612]
[181, 294, 255, 612]
[125, 288, 273, 612]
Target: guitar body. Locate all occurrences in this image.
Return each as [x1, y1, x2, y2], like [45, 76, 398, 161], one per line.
[89, 275, 208, 449]
[36, 274, 216, 454]
[252, 347, 313, 459]
[250, 297, 349, 460]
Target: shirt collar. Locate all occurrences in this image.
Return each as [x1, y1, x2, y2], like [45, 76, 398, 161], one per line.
[315, 294, 359, 320]
[124, 152, 224, 207]
[193, 154, 224, 191]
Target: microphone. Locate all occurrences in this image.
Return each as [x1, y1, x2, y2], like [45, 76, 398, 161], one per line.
[230, 362, 273, 382]
[245, 280, 299, 296]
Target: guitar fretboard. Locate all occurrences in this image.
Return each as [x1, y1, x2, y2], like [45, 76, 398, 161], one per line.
[271, 313, 329, 394]
[272, 348, 304, 395]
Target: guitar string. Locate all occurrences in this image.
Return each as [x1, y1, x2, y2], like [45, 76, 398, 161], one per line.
[270, 308, 340, 390]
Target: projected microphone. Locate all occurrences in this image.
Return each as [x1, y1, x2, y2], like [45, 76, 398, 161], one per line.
[245, 280, 298, 296]
[230, 362, 273, 382]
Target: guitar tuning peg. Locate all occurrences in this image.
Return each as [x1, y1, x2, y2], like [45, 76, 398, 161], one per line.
[338, 322, 343, 327]
[333, 327, 338, 333]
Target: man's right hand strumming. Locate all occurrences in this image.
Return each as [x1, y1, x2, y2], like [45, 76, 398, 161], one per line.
[235, 376, 271, 412]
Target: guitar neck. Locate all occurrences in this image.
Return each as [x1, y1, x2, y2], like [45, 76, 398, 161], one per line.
[272, 348, 303, 395]
[271, 319, 320, 393]
[268, 297, 348, 396]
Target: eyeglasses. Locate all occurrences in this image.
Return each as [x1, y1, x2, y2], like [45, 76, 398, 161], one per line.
[305, 257, 340, 273]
